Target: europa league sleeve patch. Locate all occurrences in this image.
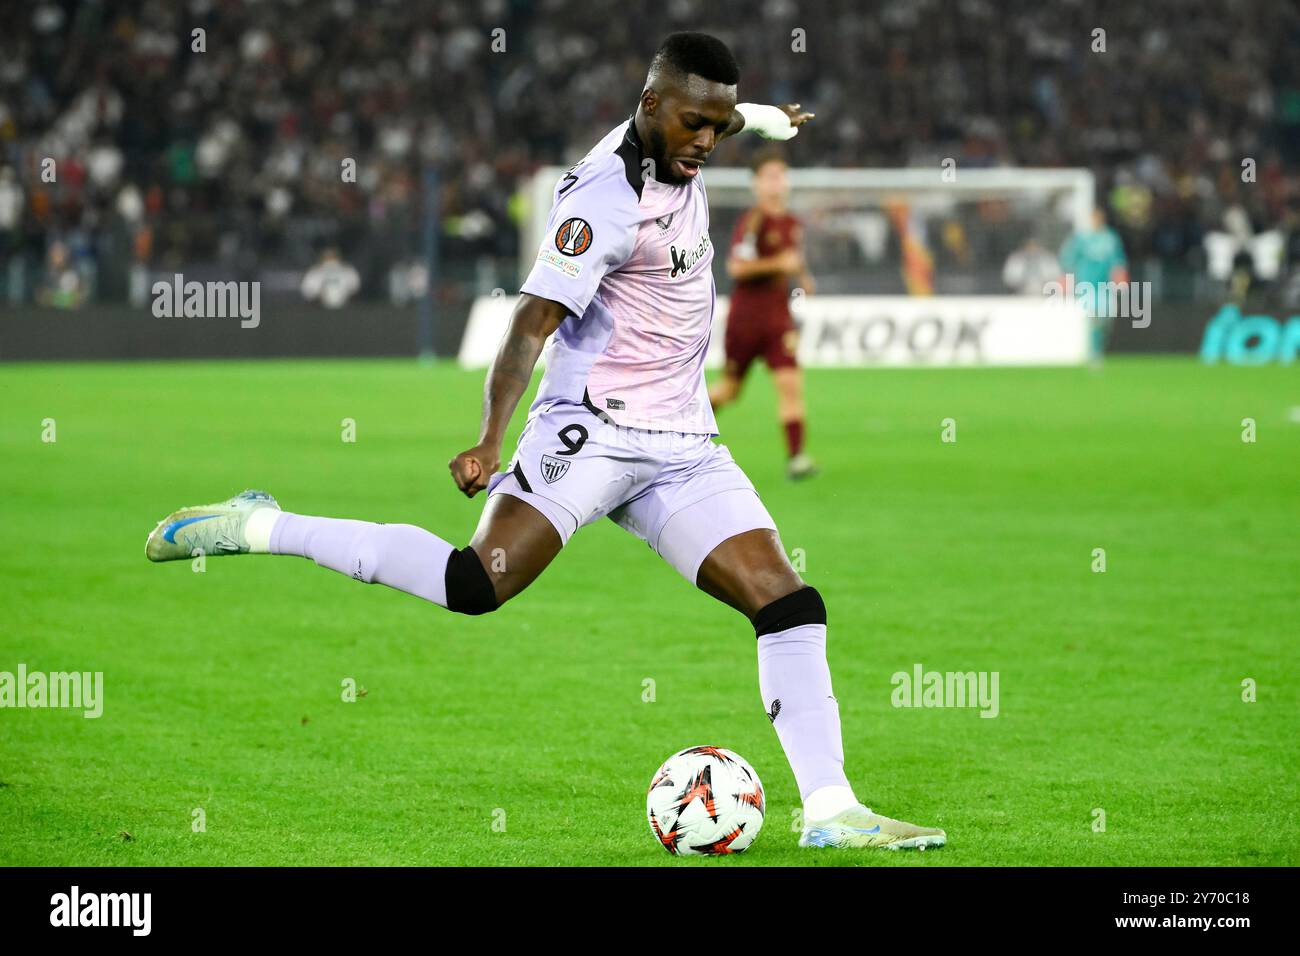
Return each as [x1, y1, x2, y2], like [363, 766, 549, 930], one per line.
[555, 217, 594, 256]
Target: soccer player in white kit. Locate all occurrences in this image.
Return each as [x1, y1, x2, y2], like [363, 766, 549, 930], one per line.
[145, 32, 945, 852]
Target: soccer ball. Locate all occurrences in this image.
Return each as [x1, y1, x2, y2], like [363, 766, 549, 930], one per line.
[646, 746, 765, 855]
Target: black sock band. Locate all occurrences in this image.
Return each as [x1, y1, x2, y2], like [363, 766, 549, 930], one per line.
[445, 546, 499, 615]
[752, 585, 826, 638]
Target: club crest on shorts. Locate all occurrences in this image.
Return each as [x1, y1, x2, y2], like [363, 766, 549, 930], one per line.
[554, 217, 593, 256]
[540, 454, 571, 484]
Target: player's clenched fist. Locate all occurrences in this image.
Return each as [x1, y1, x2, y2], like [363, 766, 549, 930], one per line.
[448, 444, 500, 497]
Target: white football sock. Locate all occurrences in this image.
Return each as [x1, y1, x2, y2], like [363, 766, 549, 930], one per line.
[244, 507, 281, 553]
[758, 622, 853, 802]
[804, 785, 860, 822]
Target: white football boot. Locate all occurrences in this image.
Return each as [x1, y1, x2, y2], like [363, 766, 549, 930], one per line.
[145, 489, 280, 562]
[799, 803, 946, 851]
[786, 452, 820, 481]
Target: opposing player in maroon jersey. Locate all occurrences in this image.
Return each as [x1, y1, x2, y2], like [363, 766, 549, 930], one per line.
[709, 150, 819, 480]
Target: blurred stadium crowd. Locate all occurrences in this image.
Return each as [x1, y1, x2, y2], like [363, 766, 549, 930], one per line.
[1, 0, 1299, 307]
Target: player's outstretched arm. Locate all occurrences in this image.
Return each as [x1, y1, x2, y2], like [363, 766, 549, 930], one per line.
[721, 103, 816, 142]
[448, 293, 568, 497]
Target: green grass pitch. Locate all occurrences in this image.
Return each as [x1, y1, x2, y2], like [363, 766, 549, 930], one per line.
[1, 357, 1296, 866]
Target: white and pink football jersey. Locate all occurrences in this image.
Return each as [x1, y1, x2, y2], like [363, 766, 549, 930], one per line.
[519, 116, 719, 436]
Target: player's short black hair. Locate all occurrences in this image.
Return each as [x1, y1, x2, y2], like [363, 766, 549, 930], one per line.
[649, 32, 740, 87]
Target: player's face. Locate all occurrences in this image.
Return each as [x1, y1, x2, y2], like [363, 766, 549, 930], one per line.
[752, 160, 788, 204]
[646, 76, 737, 185]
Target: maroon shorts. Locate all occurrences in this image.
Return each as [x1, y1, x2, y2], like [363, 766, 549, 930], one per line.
[724, 316, 800, 379]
